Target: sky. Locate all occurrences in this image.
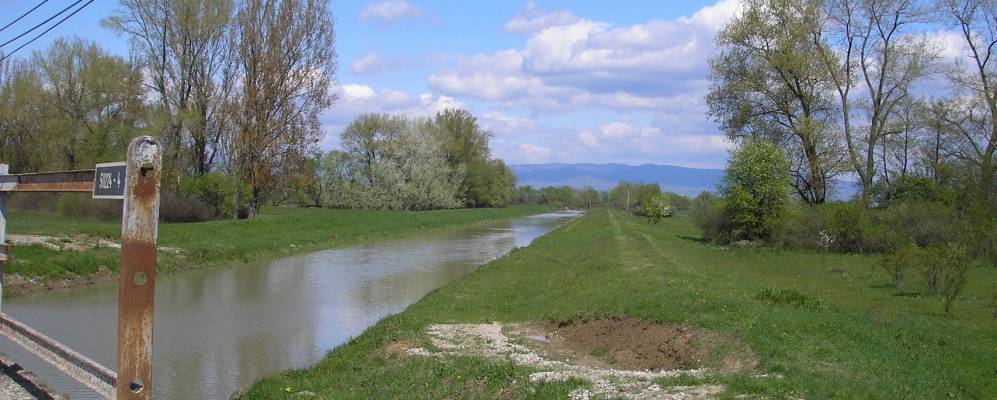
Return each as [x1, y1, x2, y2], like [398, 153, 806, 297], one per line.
[3, 0, 766, 168]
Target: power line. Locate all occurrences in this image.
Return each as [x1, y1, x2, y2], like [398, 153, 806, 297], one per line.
[0, 0, 85, 49]
[0, 0, 51, 34]
[0, 0, 94, 63]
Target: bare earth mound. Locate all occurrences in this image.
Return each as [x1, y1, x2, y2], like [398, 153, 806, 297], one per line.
[404, 318, 764, 399]
[512, 316, 757, 372]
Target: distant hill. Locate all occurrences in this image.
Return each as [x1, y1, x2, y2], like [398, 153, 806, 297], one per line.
[509, 163, 723, 197]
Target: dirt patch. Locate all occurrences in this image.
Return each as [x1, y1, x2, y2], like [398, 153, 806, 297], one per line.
[381, 340, 416, 357]
[510, 316, 756, 373]
[2, 267, 117, 297]
[408, 320, 765, 400]
[7, 234, 181, 254]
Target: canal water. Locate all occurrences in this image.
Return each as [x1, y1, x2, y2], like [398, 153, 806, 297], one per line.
[0, 211, 580, 399]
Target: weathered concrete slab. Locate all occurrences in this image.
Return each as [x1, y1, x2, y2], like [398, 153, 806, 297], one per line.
[0, 354, 62, 400]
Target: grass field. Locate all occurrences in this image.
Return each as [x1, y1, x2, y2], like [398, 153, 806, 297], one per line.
[4, 206, 551, 288]
[240, 208, 997, 399]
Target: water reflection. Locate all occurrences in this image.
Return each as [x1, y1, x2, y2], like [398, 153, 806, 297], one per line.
[0, 211, 579, 399]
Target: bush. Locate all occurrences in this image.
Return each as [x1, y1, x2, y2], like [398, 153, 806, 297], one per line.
[159, 191, 216, 223]
[9, 192, 122, 220]
[691, 192, 732, 244]
[929, 243, 971, 314]
[719, 139, 791, 242]
[177, 173, 249, 220]
[642, 194, 671, 224]
[875, 243, 924, 288]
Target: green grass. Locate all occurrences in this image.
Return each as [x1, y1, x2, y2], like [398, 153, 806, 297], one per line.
[240, 209, 997, 399]
[4, 206, 552, 283]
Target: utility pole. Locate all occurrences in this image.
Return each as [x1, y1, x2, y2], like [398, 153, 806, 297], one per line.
[626, 183, 631, 214]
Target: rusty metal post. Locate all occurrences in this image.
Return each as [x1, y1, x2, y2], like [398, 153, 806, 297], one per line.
[116, 137, 161, 400]
[0, 163, 7, 312]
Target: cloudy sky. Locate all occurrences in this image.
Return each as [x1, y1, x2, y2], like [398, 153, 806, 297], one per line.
[3, 0, 746, 168]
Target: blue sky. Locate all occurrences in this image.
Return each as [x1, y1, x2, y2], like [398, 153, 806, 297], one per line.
[1, 0, 746, 168]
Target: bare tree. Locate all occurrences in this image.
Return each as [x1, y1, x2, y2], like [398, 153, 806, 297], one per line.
[104, 0, 237, 181]
[231, 0, 337, 217]
[941, 0, 997, 203]
[817, 0, 939, 203]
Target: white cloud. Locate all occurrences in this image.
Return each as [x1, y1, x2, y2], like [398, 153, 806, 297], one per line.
[349, 53, 382, 75]
[328, 84, 463, 121]
[518, 143, 551, 162]
[359, 0, 437, 24]
[505, 2, 580, 34]
[579, 131, 600, 147]
[480, 111, 536, 134]
[428, 1, 739, 113]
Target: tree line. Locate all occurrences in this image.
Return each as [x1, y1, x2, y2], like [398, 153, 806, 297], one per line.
[708, 0, 996, 207]
[313, 110, 515, 211]
[698, 0, 997, 314]
[0, 0, 336, 218]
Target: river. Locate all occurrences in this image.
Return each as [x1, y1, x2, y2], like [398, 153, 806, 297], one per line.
[0, 210, 580, 399]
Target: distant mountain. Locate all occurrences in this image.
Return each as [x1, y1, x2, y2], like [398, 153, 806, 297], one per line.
[509, 163, 723, 197]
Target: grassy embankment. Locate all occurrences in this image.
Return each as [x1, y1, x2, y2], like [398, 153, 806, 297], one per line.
[241, 208, 997, 399]
[4, 206, 551, 291]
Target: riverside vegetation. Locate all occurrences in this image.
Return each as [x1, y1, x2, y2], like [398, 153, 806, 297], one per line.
[2, 206, 549, 296]
[239, 209, 997, 399]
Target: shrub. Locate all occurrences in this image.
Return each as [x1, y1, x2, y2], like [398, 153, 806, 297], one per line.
[159, 191, 216, 223]
[642, 194, 671, 224]
[177, 173, 249, 219]
[875, 243, 924, 288]
[55, 193, 122, 220]
[930, 243, 971, 314]
[719, 139, 791, 242]
[691, 193, 732, 244]
[754, 288, 824, 310]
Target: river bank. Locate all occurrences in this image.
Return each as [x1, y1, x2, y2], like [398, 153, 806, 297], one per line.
[239, 209, 997, 399]
[3, 206, 552, 297]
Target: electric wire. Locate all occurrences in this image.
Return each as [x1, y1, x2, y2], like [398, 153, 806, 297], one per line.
[0, 0, 94, 63]
[0, 0, 85, 49]
[0, 0, 51, 34]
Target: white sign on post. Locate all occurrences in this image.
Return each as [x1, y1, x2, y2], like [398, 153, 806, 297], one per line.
[93, 162, 127, 199]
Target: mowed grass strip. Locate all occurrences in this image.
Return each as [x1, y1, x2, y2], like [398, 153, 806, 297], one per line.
[5, 206, 552, 281]
[240, 208, 997, 399]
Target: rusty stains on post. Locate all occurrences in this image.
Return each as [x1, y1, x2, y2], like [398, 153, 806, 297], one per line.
[117, 136, 161, 400]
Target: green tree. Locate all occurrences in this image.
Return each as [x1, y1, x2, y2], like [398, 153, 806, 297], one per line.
[721, 139, 792, 241]
[464, 159, 515, 208]
[708, 0, 841, 203]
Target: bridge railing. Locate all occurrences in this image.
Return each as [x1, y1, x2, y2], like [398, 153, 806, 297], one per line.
[0, 136, 162, 400]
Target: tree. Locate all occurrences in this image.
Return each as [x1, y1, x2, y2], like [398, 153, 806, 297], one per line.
[0, 59, 46, 172]
[33, 38, 146, 170]
[104, 0, 238, 180]
[708, 0, 843, 203]
[721, 139, 792, 241]
[464, 159, 515, 208]
[230, 0, 337, 217]
[940, 0, 997, 204]
[322, 114, 464, 210]
[817, 0, 938, 203]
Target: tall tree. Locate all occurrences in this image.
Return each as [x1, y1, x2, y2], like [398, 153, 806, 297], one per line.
[231, 0, 337, 217]
[817, 0, 937, 203]
[104, 0, 237, 180]
[33, 38, 145, 170]
[941, 0, 997, 203]
[708, 0, 842, 203]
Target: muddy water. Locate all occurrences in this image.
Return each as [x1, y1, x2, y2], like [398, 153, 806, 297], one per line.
[0, 211, 580, 399]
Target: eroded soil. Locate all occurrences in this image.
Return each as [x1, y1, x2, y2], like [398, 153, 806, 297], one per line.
[509, 316, 757, 373]
[401, 317, 762, 399]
